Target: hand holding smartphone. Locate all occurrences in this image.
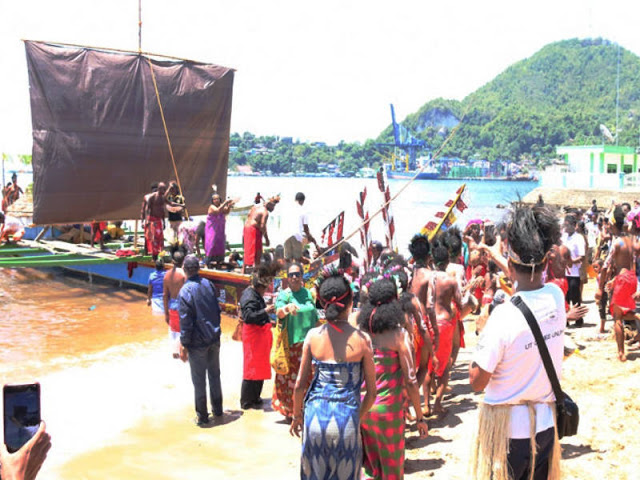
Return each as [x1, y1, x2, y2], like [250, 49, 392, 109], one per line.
[3, 383, 41, 453]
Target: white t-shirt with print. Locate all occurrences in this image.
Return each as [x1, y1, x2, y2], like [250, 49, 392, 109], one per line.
[561, 231, 585, 277]
[473, 283, 566, 439]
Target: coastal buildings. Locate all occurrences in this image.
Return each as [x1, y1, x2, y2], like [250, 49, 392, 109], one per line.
[541, 145, 639, 190]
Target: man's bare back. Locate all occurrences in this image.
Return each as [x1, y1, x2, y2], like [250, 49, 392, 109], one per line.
[163, 266, 186, 325]
[411, 266, 439, 342]
[430, 271, 462, 325]
[164, 267, 186, 299]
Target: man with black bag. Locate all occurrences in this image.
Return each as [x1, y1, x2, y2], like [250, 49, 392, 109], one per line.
[179, 255, 223, 426]
[469, 205, 573, 480]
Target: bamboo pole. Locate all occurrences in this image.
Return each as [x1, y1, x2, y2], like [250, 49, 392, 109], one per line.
[134, 220, 139, 251]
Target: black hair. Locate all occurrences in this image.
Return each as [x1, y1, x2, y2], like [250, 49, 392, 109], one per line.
[155, 258, 165, 271]
[613, 205, 625, 231]
[622, 202, 632, 212]
[172, 250, 184, 267]
[487, 259, 498, 275]
[339, 244, 353, 270]
[564, 214, 577, 227]
[252, 262, 279, 288]
[295, 192, 305, 202]
[358, 271, 377, 305]
[317, 270, 353, 321]
[196, 221, 206, 239]
[431, 237, 449, 268]
[357, 278, 402, 334]
[577, 220, 586, 235]
[443, 226, 463, 258]
[169, 243, 187, 260]
[379, 249, 401, 270]
[409, 234, 430, 262]
[395, 269, 415, 312]
[484, 224, 497, 247]
[151, 182, 159, 192]
[507, 205, 561, 275]
[287, 261, 303, 274]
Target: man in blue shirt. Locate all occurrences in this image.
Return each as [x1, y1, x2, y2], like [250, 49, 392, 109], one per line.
[179, 255, 223, 426]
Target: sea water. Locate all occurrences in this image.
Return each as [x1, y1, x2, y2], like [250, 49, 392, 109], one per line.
[224, 176, 539, 255]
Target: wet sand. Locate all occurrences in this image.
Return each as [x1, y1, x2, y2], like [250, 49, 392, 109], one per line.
[4, 270, 640, 479]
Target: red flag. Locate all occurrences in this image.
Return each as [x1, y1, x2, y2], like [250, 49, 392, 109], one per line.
[336, 212, 344, 240]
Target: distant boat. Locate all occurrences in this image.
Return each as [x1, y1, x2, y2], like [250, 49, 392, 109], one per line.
[385, 159, 440, 180]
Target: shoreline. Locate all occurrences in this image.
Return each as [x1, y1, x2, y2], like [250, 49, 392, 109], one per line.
[22, 278, 639, 479]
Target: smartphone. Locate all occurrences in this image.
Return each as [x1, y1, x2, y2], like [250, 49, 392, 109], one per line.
[3, 383, 41, 453]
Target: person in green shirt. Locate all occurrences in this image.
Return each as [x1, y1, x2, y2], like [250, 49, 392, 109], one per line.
[271, 262, 318, 420]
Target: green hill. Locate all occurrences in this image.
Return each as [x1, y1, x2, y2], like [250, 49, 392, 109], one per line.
[378, 38, 640, 163]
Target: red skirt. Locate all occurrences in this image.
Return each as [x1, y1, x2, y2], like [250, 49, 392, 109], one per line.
[145, 216, 164, 256]
[242, 323, 272, 380]
[272, 341, 305, 418]
[610, 269, 638, 315]
[243, 224, 263, 266]
[428, 320, 454, 377]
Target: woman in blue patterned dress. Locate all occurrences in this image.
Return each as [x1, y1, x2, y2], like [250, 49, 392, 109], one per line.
[290, 269, 377, 480]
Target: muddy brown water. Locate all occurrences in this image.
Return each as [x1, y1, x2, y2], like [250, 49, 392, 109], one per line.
[0, 268, 237, 382]
[1, 268, 263, 480]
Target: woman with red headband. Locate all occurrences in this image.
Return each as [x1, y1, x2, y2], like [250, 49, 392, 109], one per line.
[290, 268, 376, 479]
[358, 277, 429, 479]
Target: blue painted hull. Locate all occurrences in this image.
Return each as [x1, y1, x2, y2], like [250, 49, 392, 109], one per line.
[386, 170, 440, 180]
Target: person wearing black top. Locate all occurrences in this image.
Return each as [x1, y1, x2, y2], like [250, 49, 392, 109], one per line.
[239, 274, 276, 409]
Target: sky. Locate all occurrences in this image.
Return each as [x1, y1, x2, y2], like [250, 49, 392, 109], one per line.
[1, 0, 640, 153]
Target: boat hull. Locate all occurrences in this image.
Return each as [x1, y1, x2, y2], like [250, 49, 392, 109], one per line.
[386, 170, 440, 180]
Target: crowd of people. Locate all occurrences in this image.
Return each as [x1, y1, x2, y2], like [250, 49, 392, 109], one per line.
[10, 182, 640, 479]
[135, 189, 640, 479]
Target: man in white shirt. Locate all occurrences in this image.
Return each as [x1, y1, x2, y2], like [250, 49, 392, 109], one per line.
[469, 204, 564, 480]
[284, 192, 317, 262]
[561, 214, 585, 326]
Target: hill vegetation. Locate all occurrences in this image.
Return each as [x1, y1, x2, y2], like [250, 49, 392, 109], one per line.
[378, 38, 640, 163]
[230, 38, 640, 173]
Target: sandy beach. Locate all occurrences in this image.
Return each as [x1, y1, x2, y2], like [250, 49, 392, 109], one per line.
[17, 278, 640, 480]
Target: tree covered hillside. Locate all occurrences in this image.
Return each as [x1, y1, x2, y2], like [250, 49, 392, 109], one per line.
[378, 38, 640, 162]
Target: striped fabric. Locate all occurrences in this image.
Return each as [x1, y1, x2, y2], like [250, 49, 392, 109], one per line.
[361, 348, 406, 480]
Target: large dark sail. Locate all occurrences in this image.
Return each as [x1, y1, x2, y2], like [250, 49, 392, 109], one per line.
[25, 40, 234, 224]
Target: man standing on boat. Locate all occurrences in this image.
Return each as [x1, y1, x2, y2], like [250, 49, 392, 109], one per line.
[142, 182, 170, 260]
[284, 192, 317, 262]
[179, 255, 223, 426]
[242, 195, 279, 273]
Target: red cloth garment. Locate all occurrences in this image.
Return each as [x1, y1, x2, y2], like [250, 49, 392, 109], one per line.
[92, 221, 107, 243]
[548, 277, 569, 311]
[428, 319, 454, 377]
[610, 269, 638, 315]
[413, 320, 424, 368]
[242, 323, 272, 380]
[466, 263, 487, 302]
[453, 303, 465, 349]
[272, 342, 308, 418]
[144, 216, 164, 256]
[243, 224, 263, 266]
[169, 309, 180, 333]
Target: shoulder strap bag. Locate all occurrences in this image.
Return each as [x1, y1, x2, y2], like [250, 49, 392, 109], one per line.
[511, 295, 579, 439]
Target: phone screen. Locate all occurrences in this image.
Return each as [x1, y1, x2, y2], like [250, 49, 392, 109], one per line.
[3, 383, 41, 453]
